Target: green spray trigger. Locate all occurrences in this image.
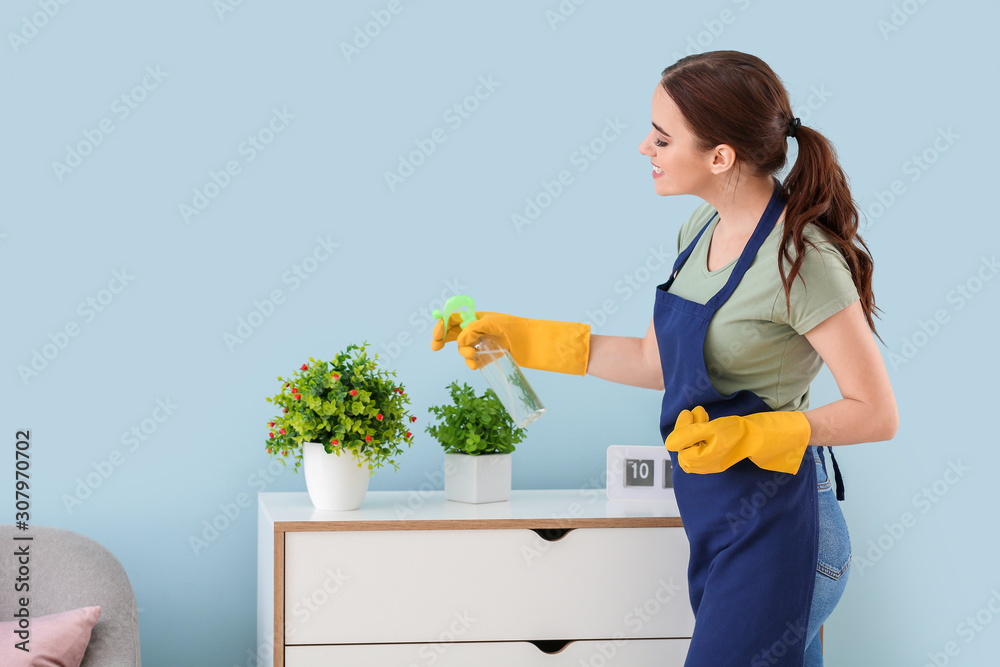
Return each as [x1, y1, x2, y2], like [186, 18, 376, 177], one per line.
[432, 295, 478, 337]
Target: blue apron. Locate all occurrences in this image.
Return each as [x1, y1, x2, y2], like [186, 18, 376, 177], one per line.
[655, 183, 827, 666]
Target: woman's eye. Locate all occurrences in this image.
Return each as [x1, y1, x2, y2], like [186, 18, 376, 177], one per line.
[654, 139, 668, 147]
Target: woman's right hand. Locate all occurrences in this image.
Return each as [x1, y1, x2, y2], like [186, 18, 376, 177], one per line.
[431, 311, 507, 370]
[431, 312, 591, 376]
[430, 311, 482, 352]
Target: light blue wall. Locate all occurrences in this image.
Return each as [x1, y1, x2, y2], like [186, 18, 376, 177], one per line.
[2, 0, 997, 664]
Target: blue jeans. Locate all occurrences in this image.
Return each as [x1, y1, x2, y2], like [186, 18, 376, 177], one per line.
[804, 446, 852, 665]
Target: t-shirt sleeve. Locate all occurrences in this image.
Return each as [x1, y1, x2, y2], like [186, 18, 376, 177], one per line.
[770, 239, 860, 335]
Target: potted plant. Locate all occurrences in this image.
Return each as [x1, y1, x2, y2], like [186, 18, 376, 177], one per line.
[426, 381, 527, 504]
[265, 342, 415, 510]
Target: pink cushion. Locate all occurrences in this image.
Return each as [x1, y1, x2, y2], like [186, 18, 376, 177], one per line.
[0, 606, 101, 667]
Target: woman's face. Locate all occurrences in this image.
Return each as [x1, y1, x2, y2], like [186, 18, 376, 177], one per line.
[638, 84, 716, 198]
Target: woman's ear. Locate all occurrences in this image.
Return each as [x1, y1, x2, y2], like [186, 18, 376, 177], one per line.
[709, 144, 737, 175]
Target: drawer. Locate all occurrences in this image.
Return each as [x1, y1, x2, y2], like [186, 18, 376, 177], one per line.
[284, 527, 693, 644]
[286, 638, 691, 666]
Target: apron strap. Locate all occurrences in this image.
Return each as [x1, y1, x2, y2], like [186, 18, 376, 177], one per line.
[665, 213, 718, 284]
[706, 180, 786, 310]
[827, 445, 845, 501]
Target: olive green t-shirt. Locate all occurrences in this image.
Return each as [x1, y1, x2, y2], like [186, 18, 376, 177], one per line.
[666, 202, 859, 412]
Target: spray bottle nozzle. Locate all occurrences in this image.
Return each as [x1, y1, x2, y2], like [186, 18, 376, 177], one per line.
[432, 295, 479, 336]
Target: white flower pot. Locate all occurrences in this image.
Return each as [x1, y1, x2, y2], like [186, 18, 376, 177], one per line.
[444, 453, 512, 504]
[303, 442, 371, 510]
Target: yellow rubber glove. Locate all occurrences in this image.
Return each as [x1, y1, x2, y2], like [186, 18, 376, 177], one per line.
[665, 406, 810, 475]
[431, 311, 590, 376]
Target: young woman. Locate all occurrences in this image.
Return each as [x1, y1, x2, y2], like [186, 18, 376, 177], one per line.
[432, 50, 897, 666]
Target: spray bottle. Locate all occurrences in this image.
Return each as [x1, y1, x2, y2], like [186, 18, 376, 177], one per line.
[433, 295, 546, 429]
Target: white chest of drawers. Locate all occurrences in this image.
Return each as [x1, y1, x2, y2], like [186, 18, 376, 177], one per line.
[257, 490, 694, 666]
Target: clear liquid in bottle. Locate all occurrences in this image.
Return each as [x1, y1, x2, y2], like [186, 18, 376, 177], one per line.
[474, 337, 546, 429]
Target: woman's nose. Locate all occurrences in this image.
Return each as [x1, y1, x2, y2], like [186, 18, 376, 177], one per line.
[638, 133, 653, 156]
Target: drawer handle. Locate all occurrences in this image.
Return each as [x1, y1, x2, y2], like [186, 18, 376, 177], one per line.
[529, 639, 571, 654]
[530, 528, 575, 542]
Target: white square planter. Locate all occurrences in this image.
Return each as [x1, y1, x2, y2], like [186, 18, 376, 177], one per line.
[444, 453, 511, 504]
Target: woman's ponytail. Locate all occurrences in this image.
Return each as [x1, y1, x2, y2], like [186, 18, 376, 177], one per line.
[781, 126, 880, 339]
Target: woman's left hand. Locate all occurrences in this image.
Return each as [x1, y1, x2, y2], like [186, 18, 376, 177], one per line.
[665, 407, 811, 475]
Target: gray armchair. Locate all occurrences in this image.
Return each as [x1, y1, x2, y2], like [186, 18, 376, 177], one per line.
[0, 524, 141, 666]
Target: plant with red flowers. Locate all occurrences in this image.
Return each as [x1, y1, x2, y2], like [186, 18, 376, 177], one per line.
[265, 342, 413, 473]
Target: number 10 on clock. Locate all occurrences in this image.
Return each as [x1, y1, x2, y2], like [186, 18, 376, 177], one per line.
[606, 446, 675, 500]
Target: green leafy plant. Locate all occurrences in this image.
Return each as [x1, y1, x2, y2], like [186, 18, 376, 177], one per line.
[265, 342, 415, 473]
[425, 381, 526, 455]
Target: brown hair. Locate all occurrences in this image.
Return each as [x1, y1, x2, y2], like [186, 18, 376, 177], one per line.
[660, 51, 880, 338]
